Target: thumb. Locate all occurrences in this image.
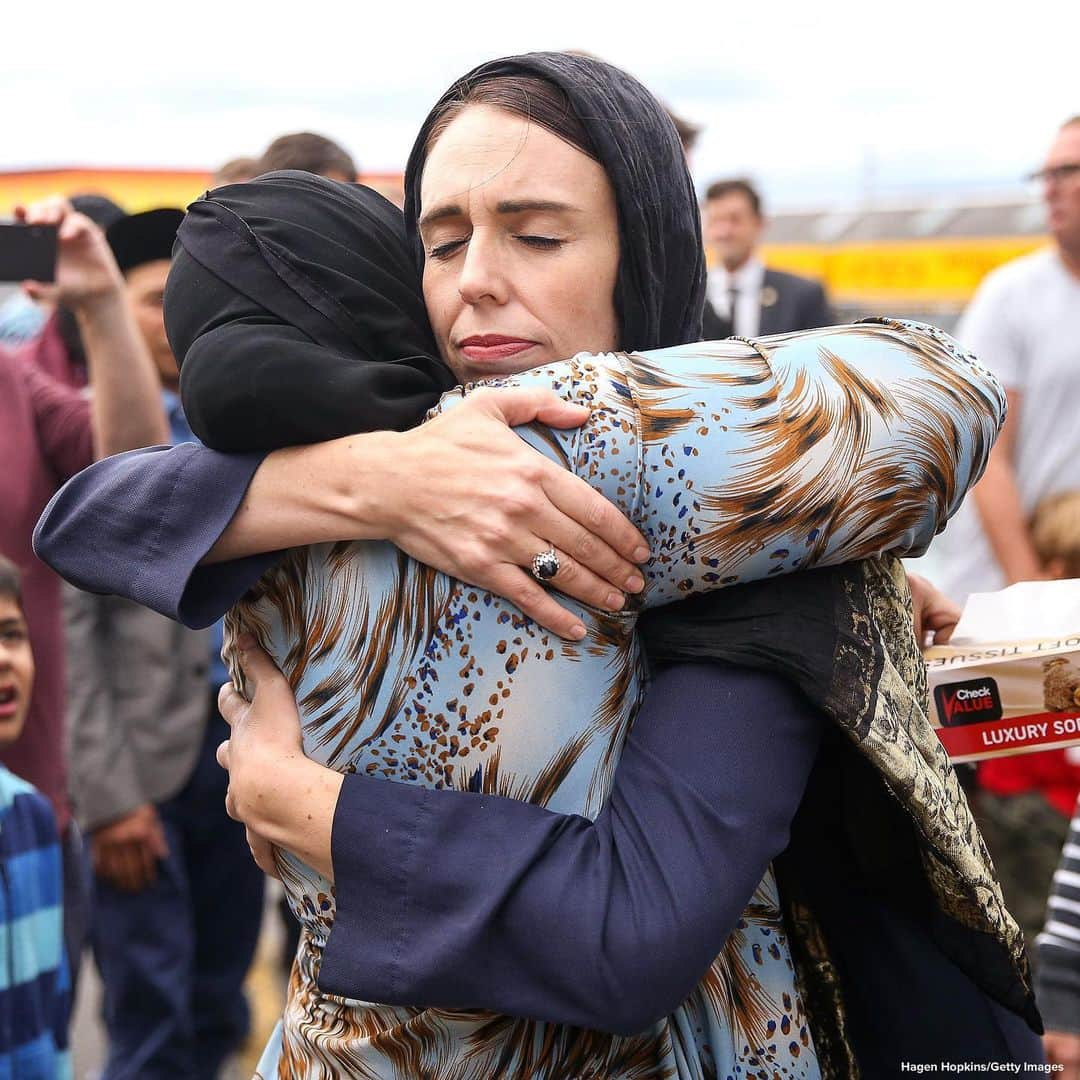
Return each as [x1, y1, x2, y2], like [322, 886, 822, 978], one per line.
[484, 387, 591, 430]
[22, 281, 51, 302]
[236, 636, 288, 701]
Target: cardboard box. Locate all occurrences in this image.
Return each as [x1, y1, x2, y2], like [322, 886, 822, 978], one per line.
[925, 635, 1080, 762]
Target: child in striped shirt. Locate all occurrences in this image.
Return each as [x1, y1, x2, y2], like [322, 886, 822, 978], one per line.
[0, 555, 70, 1078]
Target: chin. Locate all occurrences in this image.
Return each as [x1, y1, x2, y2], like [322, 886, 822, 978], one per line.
[0, 717, 26, 747]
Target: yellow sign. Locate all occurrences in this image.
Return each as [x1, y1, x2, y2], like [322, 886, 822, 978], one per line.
[760, 237, 1047, 307]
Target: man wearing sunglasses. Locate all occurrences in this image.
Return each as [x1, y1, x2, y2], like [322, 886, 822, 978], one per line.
[933, 114, 1080, 1071]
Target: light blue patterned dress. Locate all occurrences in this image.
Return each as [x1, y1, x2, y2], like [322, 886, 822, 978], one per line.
[230, 320, 1004, 1079]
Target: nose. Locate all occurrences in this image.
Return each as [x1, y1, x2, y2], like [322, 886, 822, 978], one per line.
[457, 230, 509, 307]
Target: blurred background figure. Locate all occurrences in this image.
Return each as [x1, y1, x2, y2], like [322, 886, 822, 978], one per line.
[19, 195, 126, 388]
[69, 208, 265, 1080]
[0, 197, 168, 1011]
[668, 107, 701, 160]
[212, 157, 261, 186]
[258, 131, 358, 182]
[931, 114, 1080, 986]
[701, 177, 832, 338]
[0, 556, 72, 1079]
[1039, 778, 1080, 1076]
[0, 194, 124, 351]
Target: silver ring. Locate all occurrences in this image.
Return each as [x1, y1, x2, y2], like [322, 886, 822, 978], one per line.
[531, 548, 561, 582]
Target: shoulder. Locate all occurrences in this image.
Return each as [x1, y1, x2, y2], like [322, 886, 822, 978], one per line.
[0, 769, 59, 848]
[973, 247, 1057, 301]
[764, 267, 823, 295]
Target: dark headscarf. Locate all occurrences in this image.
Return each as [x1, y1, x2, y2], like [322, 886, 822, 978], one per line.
[170, 170, 454, 451]
[403, 52, 706, 352]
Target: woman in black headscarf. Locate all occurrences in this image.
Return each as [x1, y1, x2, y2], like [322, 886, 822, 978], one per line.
[38, 53, 1042, 1077]
[167, 170, 454, 451]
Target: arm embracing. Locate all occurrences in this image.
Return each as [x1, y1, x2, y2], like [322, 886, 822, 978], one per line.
[34, 444, 273, 627]
[627, 318, 1005, 605]
[320, 663, 822, 1033]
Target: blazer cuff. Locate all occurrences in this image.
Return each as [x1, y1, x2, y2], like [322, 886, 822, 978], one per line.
[318, 774, 431, 1000]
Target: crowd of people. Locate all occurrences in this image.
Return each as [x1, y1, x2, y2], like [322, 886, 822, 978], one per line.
[1, 49, 1079, 1079]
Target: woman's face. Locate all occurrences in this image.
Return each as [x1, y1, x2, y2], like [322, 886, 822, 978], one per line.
[419, 104, 620, 383]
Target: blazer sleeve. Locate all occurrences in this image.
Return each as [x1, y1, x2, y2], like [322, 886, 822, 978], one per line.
[33, 443, 275, 628]
[320, 661, 823, 1034]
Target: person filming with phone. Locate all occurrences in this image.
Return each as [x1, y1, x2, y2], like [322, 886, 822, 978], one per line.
[0, 197, 168, 989]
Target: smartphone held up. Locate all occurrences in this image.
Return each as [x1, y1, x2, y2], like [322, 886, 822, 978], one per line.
[0, 221, 58, 283]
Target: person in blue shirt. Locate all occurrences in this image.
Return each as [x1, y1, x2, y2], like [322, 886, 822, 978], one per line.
[0, 555, 70, 1079]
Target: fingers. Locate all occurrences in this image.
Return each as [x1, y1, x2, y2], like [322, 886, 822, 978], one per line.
[114, 846, 145, 893]
[482, 565, 588, 640]
[246, 827, 281, 879]
[19, 196, 73, 227]
[136, 836, 158, 888]
[472, 388, 650, 576]
[539, 466, 649, 581]
[218, 679, 245, 722]
[234, 635, 290, 702]
[521, 540, 627, 614]
[480, 386, 592, 431]
[21, 280, 49, 302]
[216, 737, 231, 771]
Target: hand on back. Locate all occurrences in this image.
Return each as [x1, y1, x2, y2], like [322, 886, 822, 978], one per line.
[382, 386, 648, 640]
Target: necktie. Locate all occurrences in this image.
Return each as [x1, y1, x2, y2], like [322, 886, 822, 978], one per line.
[727, 285, 739, 337]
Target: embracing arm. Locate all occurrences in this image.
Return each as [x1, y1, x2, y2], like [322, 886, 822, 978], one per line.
[36, 388, 649, 638]
[614, 318, 1006, 605]
[34, 444, 274, 626]
[228, 655, 822, 1035]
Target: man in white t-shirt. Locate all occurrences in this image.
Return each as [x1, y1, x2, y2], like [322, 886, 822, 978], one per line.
[937, 117, 1080, 603]
[933, 116, 1080, 1071]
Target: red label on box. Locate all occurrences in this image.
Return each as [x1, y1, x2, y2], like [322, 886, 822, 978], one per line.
[935, 710, 1080, 761]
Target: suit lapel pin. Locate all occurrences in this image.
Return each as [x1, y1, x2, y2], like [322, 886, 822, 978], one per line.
[760, 285, 779, 308]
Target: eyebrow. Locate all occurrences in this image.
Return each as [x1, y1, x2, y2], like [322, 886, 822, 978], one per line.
[418, 199, 580, 230]
[0, 618, 25, 631]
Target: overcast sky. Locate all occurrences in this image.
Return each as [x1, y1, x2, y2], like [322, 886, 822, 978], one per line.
[5, 1, 1076, 210]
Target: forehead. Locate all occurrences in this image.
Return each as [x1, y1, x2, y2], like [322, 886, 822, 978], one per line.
[1047, 124, 1080, 164]
[0, 595, 23, 622]
[420, 104, 613, 216]
[124, 259, 172, 295]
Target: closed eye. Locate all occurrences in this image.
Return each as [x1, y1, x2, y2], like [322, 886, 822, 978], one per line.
[516, 235, 563, 250]
[428, 238, 468, 260]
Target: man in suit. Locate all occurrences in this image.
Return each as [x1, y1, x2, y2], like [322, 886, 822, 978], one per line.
[701, 178, 832, 339]
[67, 209, 265, 1080]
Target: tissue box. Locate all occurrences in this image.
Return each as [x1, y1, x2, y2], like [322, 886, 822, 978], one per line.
[925, 635, 1080, 762]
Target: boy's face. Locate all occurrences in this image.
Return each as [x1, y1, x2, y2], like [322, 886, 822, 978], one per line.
[0, 595, 34, 746]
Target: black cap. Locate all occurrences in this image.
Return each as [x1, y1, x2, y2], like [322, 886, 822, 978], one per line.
[70, 194, 126, 231]
[106, 208, 185, 276]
